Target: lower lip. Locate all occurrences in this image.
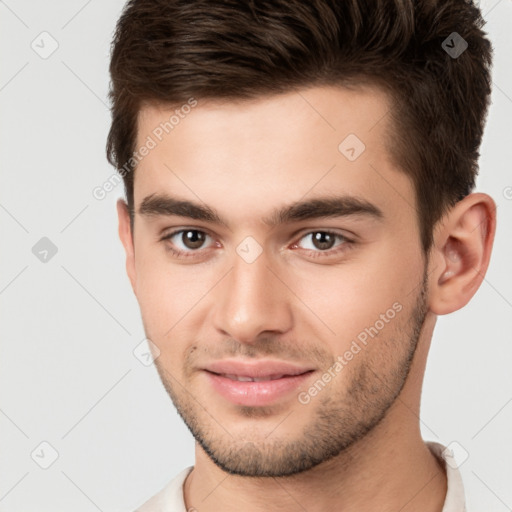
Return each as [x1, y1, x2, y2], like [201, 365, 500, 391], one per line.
[204, 371, 313, 407]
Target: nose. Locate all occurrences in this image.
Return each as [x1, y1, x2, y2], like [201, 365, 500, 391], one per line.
[212, 247, 294, 344]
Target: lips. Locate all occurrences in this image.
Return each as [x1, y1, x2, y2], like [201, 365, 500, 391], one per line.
[202, 359, 315, 406]
[220, 373, 291, 382]
[204, 359, 313, 379]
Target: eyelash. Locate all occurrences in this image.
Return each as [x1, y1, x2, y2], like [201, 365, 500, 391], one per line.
[160, 229, 354, 260]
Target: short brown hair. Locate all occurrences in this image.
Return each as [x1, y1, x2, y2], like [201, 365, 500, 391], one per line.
[106, 0, 493, 253]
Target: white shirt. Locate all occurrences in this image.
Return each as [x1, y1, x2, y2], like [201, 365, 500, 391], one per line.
[134, 441, 465, 511]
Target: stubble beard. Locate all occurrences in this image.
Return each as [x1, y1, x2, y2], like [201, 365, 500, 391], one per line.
[152, 270, 429, 477]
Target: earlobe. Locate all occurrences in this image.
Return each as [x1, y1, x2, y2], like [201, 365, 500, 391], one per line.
[116, 198, 137, 295]
[428, 193, 496, 315]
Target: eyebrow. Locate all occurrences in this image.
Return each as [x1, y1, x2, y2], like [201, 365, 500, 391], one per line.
[138, 193, 384, 228]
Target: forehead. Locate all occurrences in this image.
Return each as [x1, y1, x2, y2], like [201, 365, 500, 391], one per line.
[136, 84, 393, 152]
[133, 85, 415, 226]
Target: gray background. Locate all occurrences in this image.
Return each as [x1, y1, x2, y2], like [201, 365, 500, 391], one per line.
[1, 1, 511, 511]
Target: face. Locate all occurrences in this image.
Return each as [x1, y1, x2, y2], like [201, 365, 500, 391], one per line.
[122, 85, 430, 477]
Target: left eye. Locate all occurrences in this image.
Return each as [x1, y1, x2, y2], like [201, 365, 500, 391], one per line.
[163, 230, 213, 251]
[296, 231, 348, 251]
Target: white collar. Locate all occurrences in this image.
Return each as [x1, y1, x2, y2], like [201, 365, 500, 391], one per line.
[426, 441, 466, 511]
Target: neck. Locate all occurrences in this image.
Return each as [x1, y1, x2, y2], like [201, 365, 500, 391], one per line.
[184, 409, 447, 512]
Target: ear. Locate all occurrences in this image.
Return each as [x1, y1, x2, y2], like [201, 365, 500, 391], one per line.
[427, 193, 497, 315]
[117, 198, 137, 295]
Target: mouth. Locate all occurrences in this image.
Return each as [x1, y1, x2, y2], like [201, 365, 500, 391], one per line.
[213, 372, 306, 382]
[201, 360, 315, 407]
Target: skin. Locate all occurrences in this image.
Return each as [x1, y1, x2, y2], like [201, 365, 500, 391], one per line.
[117, 85, 496, 512]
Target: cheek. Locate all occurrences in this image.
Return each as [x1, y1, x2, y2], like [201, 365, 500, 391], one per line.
[286, 252, 413, 351]
[133, 248, 218, 343]
[134, 249, 182, 336]
[135, 265, 195, 376]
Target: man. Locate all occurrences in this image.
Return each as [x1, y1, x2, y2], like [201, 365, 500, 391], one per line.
[106, 0, 496, 510]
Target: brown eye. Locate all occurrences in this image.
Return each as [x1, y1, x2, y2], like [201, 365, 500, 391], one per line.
[180, 230, 206, 249]
[162, 229, 213, 254]
[295, 231, 350, 255]
[310, 232, 336, 250]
